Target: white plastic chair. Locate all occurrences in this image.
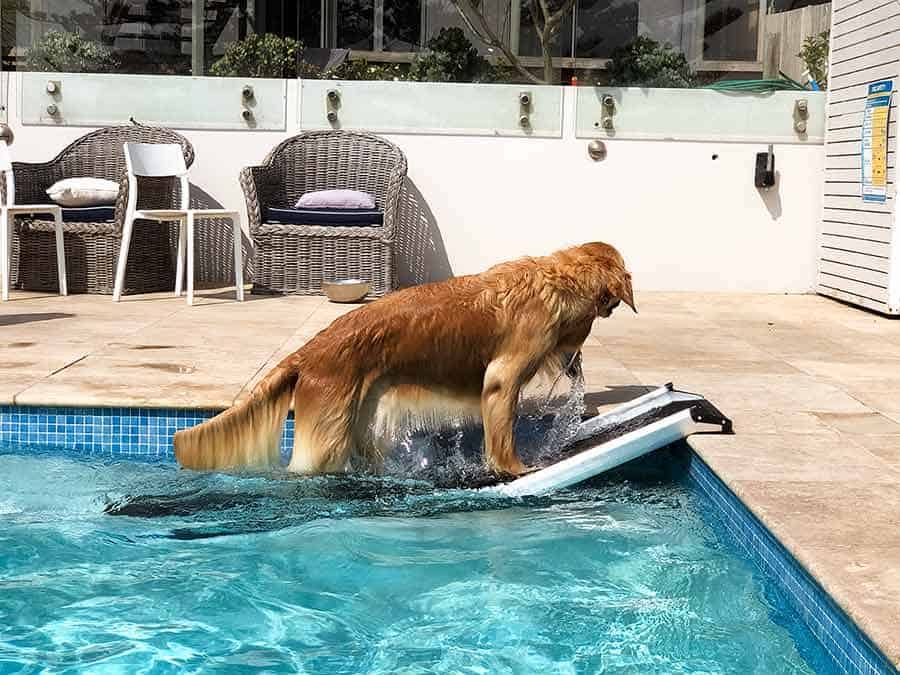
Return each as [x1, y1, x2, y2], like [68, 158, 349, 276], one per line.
[0, 142, 67, 301]
[113, 142, 244, 305]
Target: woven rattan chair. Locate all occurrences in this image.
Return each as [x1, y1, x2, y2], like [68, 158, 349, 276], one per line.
[7, 125, 194, 295]
[0, 141, 67, 301]
[241, 130, 407, 297]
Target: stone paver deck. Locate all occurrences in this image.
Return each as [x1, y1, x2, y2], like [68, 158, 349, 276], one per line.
[1, 289, 899, 666]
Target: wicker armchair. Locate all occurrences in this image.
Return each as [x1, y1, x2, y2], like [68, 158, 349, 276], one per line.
[241, 130, 408, 297]
[8, 126, 194, 295]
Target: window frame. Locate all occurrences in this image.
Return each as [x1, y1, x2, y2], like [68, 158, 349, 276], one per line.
[322, 0, 428, 51]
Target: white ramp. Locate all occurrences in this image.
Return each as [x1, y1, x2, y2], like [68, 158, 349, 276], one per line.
[486, 384, 732, 497]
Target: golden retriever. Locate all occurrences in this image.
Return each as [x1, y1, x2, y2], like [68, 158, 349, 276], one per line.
[173, 241, 635, 476]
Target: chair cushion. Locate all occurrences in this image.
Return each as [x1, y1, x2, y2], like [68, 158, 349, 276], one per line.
[61, 206, 116, 223]
[47, 178, 119, 207]
[265, 207, 383, 226]
[296, 189, 376, 210]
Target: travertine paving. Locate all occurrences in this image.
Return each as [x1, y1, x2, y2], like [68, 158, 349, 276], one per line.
[1, 288, 898, 666]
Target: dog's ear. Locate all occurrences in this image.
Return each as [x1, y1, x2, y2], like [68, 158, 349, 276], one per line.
[610, 270, 637, 313]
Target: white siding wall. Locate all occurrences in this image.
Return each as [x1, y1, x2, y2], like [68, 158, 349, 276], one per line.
[818, 0, 900, 313]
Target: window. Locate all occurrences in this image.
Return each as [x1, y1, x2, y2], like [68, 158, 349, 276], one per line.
[703, 0, 760, 61]
[0, 0, 764, 76]
[420, 0, 505, 56]
[518, 0, 574, 59]
[517, 0, 760, 64]
[335, 0, 375, 50]
[383, 0, 421, 51]
[324, 0, 421, 51]
[1, 0, 256, 74]
[261, 0, 321, 49]
[575, 0, 637, 59]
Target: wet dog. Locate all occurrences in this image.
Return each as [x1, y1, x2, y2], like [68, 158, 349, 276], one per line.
[173, 242, 635, 476]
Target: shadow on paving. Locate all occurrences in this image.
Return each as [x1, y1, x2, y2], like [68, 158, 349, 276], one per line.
[0, 312, 72, 326]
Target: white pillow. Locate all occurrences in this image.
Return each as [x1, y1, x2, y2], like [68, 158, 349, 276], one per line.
[46, 177, 119, 207]
[296, 189, 376, 210]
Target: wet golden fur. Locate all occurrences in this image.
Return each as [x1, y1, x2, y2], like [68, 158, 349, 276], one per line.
[174, 242, 635, 475]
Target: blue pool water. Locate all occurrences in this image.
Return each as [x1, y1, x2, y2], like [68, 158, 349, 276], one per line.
[0, 444, 833, 674]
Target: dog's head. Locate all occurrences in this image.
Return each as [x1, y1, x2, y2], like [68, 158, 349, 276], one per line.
[560, 242, 636, 317]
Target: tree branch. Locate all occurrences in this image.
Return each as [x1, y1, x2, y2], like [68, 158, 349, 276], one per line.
[528, 4, 553, 82]
[536, 0, 577, 82]
[448, 0, 545, 84]
[545, 0, 576, 32]
[537, 0, 552, 25]
[528, 0, 544, 36]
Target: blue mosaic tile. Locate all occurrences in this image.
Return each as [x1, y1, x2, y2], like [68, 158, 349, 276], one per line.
[0, 405, 295, 459]
[686, 451, 897, 675]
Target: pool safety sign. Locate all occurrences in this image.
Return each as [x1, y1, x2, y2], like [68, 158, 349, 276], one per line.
[861, 80, 893, 203]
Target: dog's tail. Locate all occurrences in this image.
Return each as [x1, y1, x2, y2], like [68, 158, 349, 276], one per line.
[174, 365, 299, 471]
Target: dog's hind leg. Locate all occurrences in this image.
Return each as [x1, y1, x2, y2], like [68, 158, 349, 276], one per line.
[287, 377, 356, 474]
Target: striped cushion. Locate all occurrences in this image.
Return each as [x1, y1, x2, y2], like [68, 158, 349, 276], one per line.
[61, 206, 116, 223]
[265, 207, 383, 226]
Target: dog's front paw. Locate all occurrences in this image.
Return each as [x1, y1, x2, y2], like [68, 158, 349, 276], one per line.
[490, 457, 530, 477]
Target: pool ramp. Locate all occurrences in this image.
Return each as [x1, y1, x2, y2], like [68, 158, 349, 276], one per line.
[488, 383, 732, 497]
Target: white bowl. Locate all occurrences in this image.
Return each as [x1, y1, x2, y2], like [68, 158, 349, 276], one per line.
[323, 279, 371, 303]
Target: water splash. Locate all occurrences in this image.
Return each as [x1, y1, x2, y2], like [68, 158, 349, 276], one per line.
[380, 367, 586, 488]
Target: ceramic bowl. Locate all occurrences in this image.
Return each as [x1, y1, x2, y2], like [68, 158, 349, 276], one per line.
[323, 279, 371, 303]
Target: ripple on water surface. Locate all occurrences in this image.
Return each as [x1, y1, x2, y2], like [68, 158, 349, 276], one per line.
[0, 442, 833, 674]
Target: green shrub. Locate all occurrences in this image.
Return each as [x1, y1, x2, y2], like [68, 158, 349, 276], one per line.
[607, 35, 696, 88]
[408, 27, 493, 83]
[24, 30, 119, 73]
[798, 31, 829, 89]
[321, 59, 407, 81]
[474, 63, 522, 83]
[210, 33, 311, 78]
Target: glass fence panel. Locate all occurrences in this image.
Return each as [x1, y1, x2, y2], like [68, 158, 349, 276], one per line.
[575, 86, 826, 143]
[12, 71, 828, 139]
[20, 71, 287, 128]
[299, 79, 564, 136]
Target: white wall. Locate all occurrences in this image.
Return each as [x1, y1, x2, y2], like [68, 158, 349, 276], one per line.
[6, 76, 824, 292]
[393, 129, 821, 292]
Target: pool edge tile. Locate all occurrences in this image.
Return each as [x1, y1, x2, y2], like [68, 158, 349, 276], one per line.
[686, 449, 898, 675]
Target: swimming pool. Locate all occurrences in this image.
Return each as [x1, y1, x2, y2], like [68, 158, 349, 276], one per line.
[0, 444, 835, 673]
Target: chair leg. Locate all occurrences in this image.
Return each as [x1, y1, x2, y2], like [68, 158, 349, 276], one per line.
[175, 217, 186, 297]
[0, 209, 8, 302]
[113, 214, 136, 302]
[53, 210, 67, 297]
[232, 215, 244, 302]
[186, 212, 194, 306]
